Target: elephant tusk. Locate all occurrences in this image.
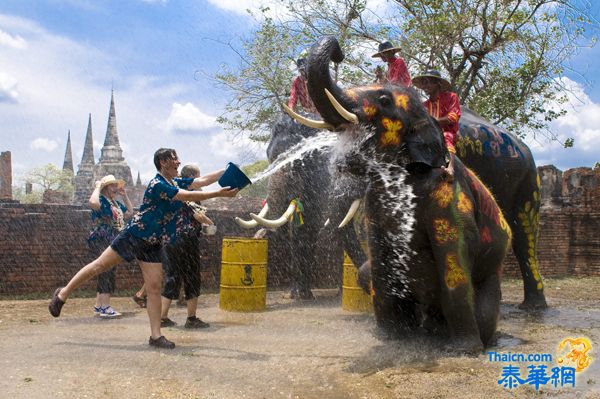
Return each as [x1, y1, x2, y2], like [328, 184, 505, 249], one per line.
[338, 199, 361, 228]
[250, 201, 297, 228]
[324, 218, 330, 227]
[235, 202, 270, 229]
[282, 103, 335, 130]
[325, 89, 359, 124]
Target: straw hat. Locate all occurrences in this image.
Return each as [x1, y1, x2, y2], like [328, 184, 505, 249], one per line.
[371, 41, 402, 58]
[97, 175, 125, 190]
[412, 69, 452, 92]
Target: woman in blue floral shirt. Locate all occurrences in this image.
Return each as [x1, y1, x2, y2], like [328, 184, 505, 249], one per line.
[88, 174, 133, 318]
[49, 148, 238, 349]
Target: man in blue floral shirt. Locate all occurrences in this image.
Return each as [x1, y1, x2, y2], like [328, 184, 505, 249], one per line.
[49, 148, 238, 349]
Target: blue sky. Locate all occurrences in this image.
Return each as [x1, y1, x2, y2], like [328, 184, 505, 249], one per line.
[1, 0, 599, 188]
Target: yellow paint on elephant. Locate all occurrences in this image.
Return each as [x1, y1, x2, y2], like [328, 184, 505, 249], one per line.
[362, 99, 377, 118]
[394, 93, 410, 111]
[445, 252, 467, 289]
[433, 218, 458, 244]
[518, 200, 543, 290]
[498, 210, 513, 243]
[431, 182, 453, 208]
[457, 192, 473, 214]
[380, 118, 403, 147]
[456, 136, 483, 158]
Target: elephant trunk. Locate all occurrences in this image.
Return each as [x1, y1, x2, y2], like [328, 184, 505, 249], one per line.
[307, 36, 356, 128]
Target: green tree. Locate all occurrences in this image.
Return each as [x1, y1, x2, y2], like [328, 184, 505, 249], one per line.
[215, 0, 597, 143]
[21, 164, 74, 203]
[241, 159, 269, 199]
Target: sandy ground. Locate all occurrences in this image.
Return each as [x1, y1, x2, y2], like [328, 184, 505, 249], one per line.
[0, 277, 599, 399]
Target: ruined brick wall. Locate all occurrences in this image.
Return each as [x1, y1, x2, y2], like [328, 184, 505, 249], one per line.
[0, 151, 12, 200]
[2, 167, 600, 295]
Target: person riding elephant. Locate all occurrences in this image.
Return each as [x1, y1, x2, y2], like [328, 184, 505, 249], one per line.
[286, 36, 512, 353]
[291, 35, 546, 311]
[235, 114, 366, 299]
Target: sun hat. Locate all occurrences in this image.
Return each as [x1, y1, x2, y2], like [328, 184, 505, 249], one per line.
[371, 41, 402, 58]
[412, 69, 452, 92]
[97, 174, 125, 190]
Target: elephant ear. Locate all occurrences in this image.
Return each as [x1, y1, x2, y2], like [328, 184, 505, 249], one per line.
[403, 115, 447, 169]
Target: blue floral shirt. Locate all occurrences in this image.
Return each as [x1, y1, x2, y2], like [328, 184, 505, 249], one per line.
[88, 195, 128, 244]
[125, 174, 194, 245]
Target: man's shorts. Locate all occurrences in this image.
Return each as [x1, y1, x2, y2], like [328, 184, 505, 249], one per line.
[110, 230, 163, 263]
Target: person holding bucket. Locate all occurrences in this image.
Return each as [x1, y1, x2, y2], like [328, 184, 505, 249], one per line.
[160, 164, 214, 329]
[49, 148, 239, 349]
[87, 174, 133, 318]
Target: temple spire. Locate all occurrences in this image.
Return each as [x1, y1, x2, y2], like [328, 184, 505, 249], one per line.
[62, 130, 74, 173]
[99, 89, 124, 162]
[136, 171, 142, 186]
[80, 114, 95, 166]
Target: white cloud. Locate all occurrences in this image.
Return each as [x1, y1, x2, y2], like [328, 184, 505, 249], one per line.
[0, 71, 19, 103]
[525, 77, 600, 169]
[30, 138, 59, 152]
[0, 28, 27, 49]
[165, 102, 219, 133]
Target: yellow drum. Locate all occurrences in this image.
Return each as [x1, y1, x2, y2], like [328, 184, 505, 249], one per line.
[341, 252, 373, 313]
[220, 238, 268, 312]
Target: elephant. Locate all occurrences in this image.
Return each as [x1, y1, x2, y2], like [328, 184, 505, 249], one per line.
[284, 35, 517, 352]
[235, 113, 367, 298]
[298, 36, 546, 311]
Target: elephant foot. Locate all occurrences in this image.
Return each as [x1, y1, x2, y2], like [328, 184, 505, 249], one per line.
[519, 294, 547, 311]
[298, 289, 315, 300]
[446, 336, 484, 356]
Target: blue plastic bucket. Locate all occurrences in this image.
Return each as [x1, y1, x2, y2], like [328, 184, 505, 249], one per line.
[218, 162, 252, 190]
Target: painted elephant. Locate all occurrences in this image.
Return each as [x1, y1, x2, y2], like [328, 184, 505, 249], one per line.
[291, 36, 513, 352]
[235, 114, 367, 298]
[301, 36, 546, 310]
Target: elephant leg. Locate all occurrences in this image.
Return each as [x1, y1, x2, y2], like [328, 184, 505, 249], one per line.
[421, 304, 447, 336]
[292, 226, 315, 300]
[474, 272, 501, 347]
[372, 291, 420, 339]
[509, 181, 547, 309]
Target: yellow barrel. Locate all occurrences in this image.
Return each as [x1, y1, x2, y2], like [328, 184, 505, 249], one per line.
[220, 238, 268, 312]
[341, 252, 373, 312]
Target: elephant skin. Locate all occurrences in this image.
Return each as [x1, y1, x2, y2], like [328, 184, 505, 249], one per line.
[305, 36, 514, 353]
[305, 35, 546, 311]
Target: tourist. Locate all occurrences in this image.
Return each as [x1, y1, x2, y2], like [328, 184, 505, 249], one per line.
[412, 69, 461, 178]
[49, 148, 239, 349]
[372, 41, 412, 87]
[160, 164, 213, 329]
[87, 174, 133, 318]
[288, 58, 317, 114]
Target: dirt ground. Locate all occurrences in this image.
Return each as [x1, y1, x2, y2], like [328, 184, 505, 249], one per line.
[0, 277, 599, 399]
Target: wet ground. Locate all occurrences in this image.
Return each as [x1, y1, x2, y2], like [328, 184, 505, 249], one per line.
[0, 277, 599, 399]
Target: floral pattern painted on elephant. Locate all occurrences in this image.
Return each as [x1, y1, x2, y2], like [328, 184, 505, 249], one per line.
[431, 182, 453, 208]
[380, 118, 403, 147]
[434, 218, 458, 245]
[465, 169, 501, 225]
[457, 192, 473, 214]
[394, 93, 410, 111]
[445, 252, 468, 289]
[362, 99, 377, 119]
[518, 196, 543, 290]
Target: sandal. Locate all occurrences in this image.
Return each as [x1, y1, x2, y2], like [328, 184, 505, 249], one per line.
[49, 287, 65, 317]
[132, 295, 147, 308]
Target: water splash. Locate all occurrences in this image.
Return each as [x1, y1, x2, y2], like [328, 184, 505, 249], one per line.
[251, 132, 338, 183]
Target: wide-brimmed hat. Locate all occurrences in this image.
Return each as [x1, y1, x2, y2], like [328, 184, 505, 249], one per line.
[371, 41, 402, 58]
[412, 69, 452, 92]
[98, 174, 125, 190]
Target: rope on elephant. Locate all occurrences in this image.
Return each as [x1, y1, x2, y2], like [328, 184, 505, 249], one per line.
[290, 198, 304, 226]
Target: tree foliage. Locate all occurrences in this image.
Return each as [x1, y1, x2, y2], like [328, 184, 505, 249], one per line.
[214, 0, 597, 143]
[23, 164, 74, 203]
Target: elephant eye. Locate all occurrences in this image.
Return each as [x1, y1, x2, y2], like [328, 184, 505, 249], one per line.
[378, 95, 392, 107]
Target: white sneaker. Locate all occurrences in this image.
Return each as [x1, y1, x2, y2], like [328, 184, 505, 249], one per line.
[98, 306, 122, 318]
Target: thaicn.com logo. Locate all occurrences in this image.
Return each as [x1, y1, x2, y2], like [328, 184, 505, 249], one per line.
[487, 337, 593, 391]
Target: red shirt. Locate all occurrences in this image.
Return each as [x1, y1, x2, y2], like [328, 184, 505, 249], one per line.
[386, 57, 411, 87]
[288, 75, 316, 113]
[423, 91, 461, 151]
